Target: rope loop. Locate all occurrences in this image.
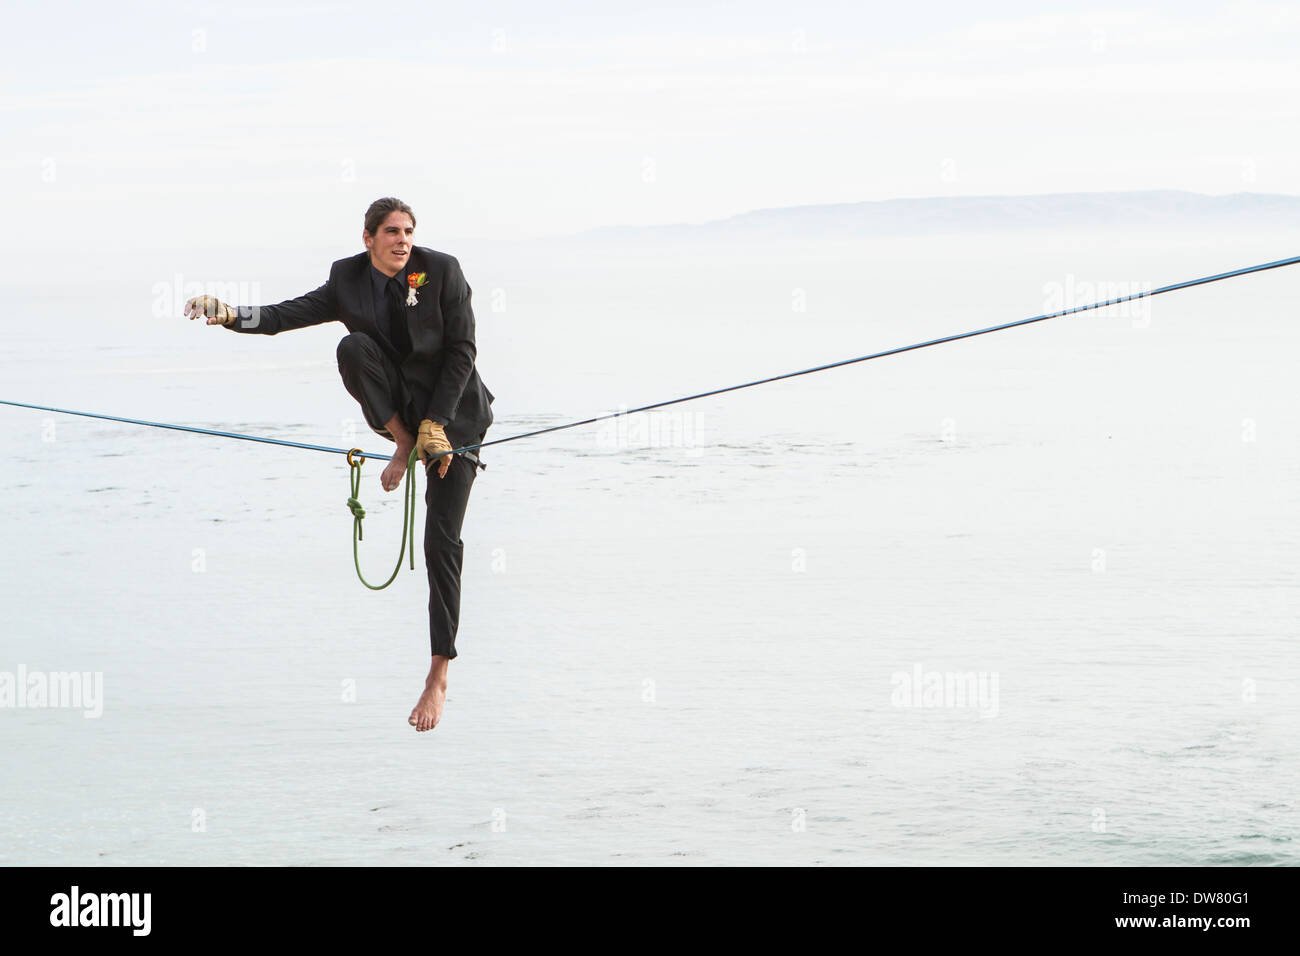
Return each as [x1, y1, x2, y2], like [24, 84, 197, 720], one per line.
[347, 447, 418, 590]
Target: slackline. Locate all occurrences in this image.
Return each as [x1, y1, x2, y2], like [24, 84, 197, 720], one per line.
[5, 252, 1298, 588]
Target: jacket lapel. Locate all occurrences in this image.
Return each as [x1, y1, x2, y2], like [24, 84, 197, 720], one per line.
[398, 251, 424, 351]
[354, 255, 377, 327]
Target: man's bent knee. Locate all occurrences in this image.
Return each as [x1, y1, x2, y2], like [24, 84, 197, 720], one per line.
[336, 332, 381, 369]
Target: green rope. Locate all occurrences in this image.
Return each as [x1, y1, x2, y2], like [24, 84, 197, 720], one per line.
[348, 447, 418, 590]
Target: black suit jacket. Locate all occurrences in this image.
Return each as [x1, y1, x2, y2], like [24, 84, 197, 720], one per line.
[226, 246, 494, 450]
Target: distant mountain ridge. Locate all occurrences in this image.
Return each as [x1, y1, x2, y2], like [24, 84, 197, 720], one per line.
[574, 190, 1300, 240]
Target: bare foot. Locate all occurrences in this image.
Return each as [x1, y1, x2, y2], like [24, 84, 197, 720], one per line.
[408, 679, 447, 732]
[381, 441, 414, 493]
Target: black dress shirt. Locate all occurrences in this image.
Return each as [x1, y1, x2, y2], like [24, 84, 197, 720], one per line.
[368, 262, 412, 359]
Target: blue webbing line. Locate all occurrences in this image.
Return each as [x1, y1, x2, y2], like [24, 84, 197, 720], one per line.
[0, 400, 395, 462]
[4, 253, 1298, 460]
[443, 252, 1300, 458]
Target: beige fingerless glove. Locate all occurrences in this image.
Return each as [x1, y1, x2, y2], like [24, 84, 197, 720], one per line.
[416, 419, 452, 466]
[185, 294, 238, 326]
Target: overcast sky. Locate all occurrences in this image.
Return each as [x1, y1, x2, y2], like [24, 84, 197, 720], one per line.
[3, 0, 1297, 264]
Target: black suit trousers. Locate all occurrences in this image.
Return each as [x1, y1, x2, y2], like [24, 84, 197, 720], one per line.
[336, 332, 483, 659]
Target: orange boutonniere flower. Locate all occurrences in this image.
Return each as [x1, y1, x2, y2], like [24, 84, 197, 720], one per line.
[406, 272, 428, 306]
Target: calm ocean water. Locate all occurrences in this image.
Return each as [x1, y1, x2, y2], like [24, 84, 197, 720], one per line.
[3, 229, 1298, 865]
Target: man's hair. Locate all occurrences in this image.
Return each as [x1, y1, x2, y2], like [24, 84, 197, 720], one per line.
[364, 197, 416, 238]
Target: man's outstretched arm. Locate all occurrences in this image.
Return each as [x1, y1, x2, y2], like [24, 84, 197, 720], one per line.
[226, 281, 338, 335]
[186, 280, 338, 335]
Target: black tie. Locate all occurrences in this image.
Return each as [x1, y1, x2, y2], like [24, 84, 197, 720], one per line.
[384, 278, 412, 359]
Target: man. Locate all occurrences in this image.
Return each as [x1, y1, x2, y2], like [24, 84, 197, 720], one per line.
[183, 197, 494, 733]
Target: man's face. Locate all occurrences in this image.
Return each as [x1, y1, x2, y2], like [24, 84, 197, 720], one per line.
[364, 211, 415, 276]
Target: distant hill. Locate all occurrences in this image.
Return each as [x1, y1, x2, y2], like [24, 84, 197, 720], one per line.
[573, 190, 1300, 241]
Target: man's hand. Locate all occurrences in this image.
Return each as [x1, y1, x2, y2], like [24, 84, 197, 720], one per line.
[416, 419, 454, 479]
[184, 294, 238, 326]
